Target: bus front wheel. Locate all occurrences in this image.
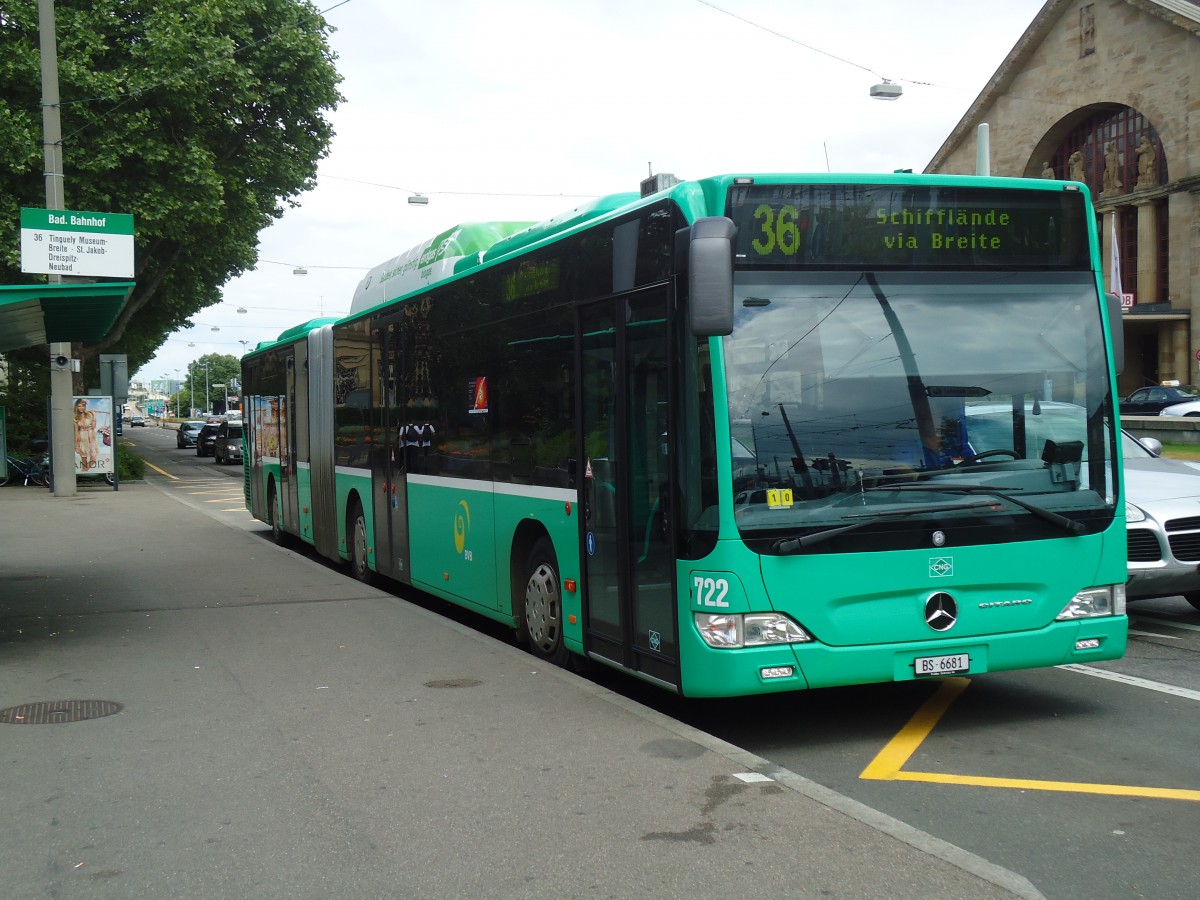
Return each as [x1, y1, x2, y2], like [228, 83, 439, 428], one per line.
[522, 538, 567, 665]
[349, 500, 373, 585]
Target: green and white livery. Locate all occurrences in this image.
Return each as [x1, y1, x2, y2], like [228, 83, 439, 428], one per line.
[243, 172, 1128, 697]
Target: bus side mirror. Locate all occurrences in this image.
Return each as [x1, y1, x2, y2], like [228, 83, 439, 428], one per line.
[687, 217, 736, 336]
[1105, 292, 1124, 375]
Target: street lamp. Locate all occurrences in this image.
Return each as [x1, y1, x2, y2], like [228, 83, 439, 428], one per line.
[193, 359, 212, 414]
[870, 80, 902, 100]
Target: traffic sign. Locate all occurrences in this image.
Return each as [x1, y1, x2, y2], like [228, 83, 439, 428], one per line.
[19, 208, 135, 278]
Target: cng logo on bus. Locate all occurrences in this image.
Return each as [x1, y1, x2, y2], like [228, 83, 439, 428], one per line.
[454, 500, 472, 561]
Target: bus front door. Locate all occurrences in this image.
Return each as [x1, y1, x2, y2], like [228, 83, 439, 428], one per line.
[579, 289, 678, 689]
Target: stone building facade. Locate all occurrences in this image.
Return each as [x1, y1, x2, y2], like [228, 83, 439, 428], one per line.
[927, 0, 1200, 396]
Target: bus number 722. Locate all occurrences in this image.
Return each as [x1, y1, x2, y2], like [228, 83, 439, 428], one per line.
[693, 576, 730, 608]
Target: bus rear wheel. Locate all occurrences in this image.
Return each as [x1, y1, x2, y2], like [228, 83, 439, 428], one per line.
[268, 483, 285, 545]
[349, 500, 373, 585]
[522, 538, 567, 665]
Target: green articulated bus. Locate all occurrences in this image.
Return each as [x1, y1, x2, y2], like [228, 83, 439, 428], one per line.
[241, 172, 1128, 698]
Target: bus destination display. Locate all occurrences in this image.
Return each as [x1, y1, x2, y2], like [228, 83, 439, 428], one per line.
[728, 184, 1089, 269]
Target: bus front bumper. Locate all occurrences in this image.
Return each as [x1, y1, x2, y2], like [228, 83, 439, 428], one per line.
[678, 616, 1128, 698]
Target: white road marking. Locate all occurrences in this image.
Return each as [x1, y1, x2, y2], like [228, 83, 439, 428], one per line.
[1131, 613, 1200, 634]
[1058, 664, 1200, 701]
[1128, 629, 1182, 639]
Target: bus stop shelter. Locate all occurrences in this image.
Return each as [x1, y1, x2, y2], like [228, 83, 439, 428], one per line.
[0, 281, 134, 352]
[0, 280, 134, 496]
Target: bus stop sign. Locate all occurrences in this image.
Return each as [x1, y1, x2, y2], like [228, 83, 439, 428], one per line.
[19, 208, 135, 278]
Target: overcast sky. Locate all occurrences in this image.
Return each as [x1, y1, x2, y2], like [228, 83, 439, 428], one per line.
[133, 0, 1048, 392]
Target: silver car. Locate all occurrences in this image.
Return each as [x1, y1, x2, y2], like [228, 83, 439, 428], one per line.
[1123, 431, 1200, 611]
[964, 401, 1200, 611]
[1159, 399, 1200, 417]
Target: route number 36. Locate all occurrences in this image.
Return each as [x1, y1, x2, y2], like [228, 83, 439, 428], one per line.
[751, 203, 801, 256]
[693, 576, 730, 608]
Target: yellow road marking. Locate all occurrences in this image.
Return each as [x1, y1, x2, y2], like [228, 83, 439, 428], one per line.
[142, 461, 177, 480]
[860, 678, 969, 779]
[861, 677, 1200, 802]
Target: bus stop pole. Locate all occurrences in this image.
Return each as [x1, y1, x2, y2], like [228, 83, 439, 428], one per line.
[40, 0, 77, 498]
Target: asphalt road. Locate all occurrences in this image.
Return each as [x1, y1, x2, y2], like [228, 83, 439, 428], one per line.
[8, 420, 1045, 900]
[129, 420, 1200, 900]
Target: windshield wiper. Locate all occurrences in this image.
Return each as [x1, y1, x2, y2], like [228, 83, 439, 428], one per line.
[771, 498, 998, 554]
[864, 483, 1086, 535]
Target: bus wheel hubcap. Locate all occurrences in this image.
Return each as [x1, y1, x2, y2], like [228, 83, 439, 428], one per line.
[525, 564, 559, 651]
[354, 519, 367, 571]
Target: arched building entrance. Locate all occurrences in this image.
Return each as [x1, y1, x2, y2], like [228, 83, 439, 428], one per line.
[924, 0, 1200, 398]
[1030, 104, 1186, 393]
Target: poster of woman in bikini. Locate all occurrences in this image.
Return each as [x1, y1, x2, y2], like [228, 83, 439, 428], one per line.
[73, 396, 114, 475]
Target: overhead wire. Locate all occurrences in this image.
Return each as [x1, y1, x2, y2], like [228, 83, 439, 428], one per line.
[319, 174, 598, 200]
[692, 0, 935, 87]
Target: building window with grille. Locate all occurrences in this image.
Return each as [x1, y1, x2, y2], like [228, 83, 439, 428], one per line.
[1046, 106, 1166, 305]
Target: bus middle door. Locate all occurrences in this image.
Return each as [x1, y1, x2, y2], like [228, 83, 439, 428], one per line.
[579, 286, 678, 689]
[372, 317, 411, 581]
[281, 355, 299, 531]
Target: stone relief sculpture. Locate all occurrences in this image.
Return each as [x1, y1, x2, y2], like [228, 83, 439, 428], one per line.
[1068, 150, 1085, 183]
[1080, 5, 1096, 58]
[1102, 142, 1123, 195]
[1041, 161, 1055, 179]
[1135, 136, 1157, 189]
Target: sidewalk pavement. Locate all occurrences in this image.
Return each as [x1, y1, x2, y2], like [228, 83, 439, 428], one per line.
[0, 481, 1043, 899]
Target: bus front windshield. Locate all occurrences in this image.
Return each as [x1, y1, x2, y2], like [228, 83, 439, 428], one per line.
[723, 270, 1117, 553]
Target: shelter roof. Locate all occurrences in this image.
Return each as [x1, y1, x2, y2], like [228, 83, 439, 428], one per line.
[0, 281, 135, 352]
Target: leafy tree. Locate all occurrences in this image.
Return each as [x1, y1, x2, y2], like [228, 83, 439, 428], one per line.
[183, 352, 240, 413]
[0, 0, 342, 431]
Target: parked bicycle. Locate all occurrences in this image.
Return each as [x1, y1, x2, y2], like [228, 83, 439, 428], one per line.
[2, 454, 48, 487]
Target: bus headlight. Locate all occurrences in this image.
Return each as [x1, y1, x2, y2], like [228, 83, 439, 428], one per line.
[1056, 584, 1125, 620]
[1125, 502, 1146, 523]
[694, 613, 812, 648]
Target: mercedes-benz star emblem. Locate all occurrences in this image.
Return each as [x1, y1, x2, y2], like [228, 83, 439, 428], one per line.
[924, 592, 958, 632]
[931, 530, 947, 547]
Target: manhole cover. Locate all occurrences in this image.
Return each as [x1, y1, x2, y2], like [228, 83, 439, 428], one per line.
[423, 678, 482, 689]
[0, 700, 122, 724]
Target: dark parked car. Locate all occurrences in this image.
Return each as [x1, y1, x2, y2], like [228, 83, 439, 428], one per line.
[1118, 383, 1200, 415]
[177, 420, 205, 448]
[196, 422, 222, 457]
[213, 420, 244, 465]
